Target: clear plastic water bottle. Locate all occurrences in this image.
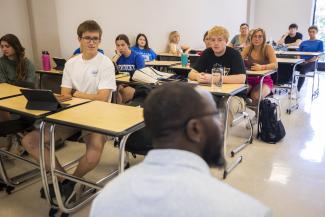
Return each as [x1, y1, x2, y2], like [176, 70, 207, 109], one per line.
[211, 63, 223, 91]
[181, 53, 188, 67]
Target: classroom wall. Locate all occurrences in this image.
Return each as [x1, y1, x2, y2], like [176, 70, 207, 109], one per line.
[0, 0, 34, 61]
[252, 0, 315, 41]
[28, 0, 62, 68]
[54, 0, 248, 58]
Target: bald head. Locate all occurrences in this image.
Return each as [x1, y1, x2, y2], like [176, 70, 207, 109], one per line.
[143, 83, 225, 167]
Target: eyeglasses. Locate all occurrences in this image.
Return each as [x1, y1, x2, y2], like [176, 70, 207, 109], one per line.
[81, 36, 100, 43]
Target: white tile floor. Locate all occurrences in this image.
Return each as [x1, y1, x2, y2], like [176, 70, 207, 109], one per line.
[1, 74, 325, 217]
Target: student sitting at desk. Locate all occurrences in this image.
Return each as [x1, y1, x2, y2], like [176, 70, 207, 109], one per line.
[228, 23, 250, 50]
[168, 31, 191, 55]
[241, 28, 277, 106]
[91, 82, 272, 217]
[114, 34, 145, 76]
[0, 34, 36, 121]
[188, 26, 246, 124]
[277, 23, 303, 47]
[131, 33, 157, 61]
[21, 20, 116, 201]
[296, 25, 324, 92]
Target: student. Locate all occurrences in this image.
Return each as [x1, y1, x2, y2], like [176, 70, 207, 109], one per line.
[241, 28, 278, 105]
[296, 25, 324, 92]
[168, 31, 191, 55]
[277, 23, 303, 46]
[197, 31, 211, 56]
[114, 34, 145, 76]
[21, 20, 116, 200]
[229, 23, 250, 50]
[188, 26, 246, 124]
[131, 33, 157, 61]
[0, 34, 36, 121]
[91, 82, 272, 217]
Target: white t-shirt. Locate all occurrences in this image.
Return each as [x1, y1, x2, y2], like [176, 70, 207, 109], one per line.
[61, 53, 116, 101]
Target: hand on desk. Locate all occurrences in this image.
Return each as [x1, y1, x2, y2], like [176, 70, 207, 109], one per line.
[197, 73, 212, 84]
[251, 63, 264, 71]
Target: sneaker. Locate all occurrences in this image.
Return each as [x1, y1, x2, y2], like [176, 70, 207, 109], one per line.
[61, 180, 76, 204]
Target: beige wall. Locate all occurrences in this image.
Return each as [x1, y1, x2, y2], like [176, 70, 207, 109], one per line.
[27, 0, 61, 68]
[54, 0, 248, 58]
[251, 0, 315, 41]
[0, 0, 34, 62]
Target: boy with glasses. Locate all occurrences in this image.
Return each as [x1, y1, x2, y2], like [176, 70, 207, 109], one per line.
[21, 20, 116, 201]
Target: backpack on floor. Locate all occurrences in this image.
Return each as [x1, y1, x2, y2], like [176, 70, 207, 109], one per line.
[257, 98, 286, 143]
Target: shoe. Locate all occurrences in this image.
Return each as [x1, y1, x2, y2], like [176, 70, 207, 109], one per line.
[40, 180, 75, 204]
[61, 180, 76, 204]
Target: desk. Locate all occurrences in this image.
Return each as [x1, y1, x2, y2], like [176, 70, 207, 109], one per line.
[0, 95, 89, 118]
[277, 52, 324, 111]
[0, 95, 90, 195]
[276, 51, 323, 56]
[196, 83, 249, 179]
[145, 60, 180, 71]
[35, 69, 63, 88]
[247, 69, 276, 126]
[287, 45, 299, 51]
[0, 83, 23, 99]
[41, 101, 144, 214]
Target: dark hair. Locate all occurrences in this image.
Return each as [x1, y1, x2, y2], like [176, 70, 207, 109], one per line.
[143, 83, 206, 139]
[77, 20, 102, 38]
[240, 23, 249, 28]
[115, 34, 130, 47]
[288, 23, 298, 29]
[308, 25, 318, 32]
[203, 31, 209, 41]
[135, 33, 150, 50]
[0, 34, 26, 80]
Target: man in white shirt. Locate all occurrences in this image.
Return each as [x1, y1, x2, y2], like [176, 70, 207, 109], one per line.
[90, 83, 272, 217]
[21, 20, 116, 200]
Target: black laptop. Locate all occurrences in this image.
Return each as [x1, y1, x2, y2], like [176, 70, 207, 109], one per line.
[52, 57, 67, 71]
[20, 89, 71, 111]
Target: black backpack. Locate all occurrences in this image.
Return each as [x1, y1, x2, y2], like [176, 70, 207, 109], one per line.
[257, 98, 286, 143]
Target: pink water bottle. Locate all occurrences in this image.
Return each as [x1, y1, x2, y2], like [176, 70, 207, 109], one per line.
[42, 51, 51, 71]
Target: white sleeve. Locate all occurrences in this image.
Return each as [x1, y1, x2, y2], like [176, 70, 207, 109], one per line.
[98, 60, 117, 91]
[61, 62, 73, 88]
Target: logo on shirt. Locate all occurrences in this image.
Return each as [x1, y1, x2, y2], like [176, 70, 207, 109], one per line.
[90, 69, 98, 76]
[118, 65, 135, 72]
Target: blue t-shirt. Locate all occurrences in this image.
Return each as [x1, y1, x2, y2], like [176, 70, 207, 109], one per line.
[131, 46, 157, 61]
[116, 51, 145, 75]
[73, 48, 104, 55]
[298, 40, 324, 60]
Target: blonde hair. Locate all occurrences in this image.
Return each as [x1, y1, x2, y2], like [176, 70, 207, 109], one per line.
[248, 28, 267, 56]
[169, 31, 180, 43]
[208, 26, 230, 41]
